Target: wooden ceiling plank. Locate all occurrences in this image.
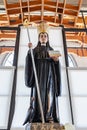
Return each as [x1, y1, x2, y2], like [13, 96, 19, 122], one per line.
[41, 0, 44, 21]
[19, 0, 24, 23]
[54, 0, 59, 23]
[27, 0, 30, 22]
[60, 0, 66, 24]
[7, 8, 21, 15]
[6, 2, 20, 9]
[3, 0, 10, 25]
[65, 4, 79, 11]
[29, 0, 41, 6]
[0, 33, 16, 39]
[44, 6, 56, 12]
[0, 14, 8, 21]
[1, 0, 83, 28]
[30, 15, 41, 22]
[64, 10, 78, 16]
[74, 0, 83, 26]
[44, 0, 56, 6]
[30, 6, 41, 12]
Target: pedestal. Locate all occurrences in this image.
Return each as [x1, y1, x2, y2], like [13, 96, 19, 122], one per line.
[25, 123, 65, 130]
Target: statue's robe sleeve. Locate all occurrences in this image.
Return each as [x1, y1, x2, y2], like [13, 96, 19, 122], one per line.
[25, 50, 35, 87]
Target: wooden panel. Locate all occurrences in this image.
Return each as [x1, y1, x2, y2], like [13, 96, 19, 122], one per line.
[44, 6, 56, 12]
[30, 15, 41, 22]
[6, 3, 20, 9]
[63, 18, 75, 27]
[29, 0, 41, 6]
[64, 10, 78, 16]
[68, 48, 87, 56]
[7, 9, 21, 15]
[57, 8, 63, 14]
[44, 16, 55, 23]
[0, 15, 8, 21]
[65, 4, 79, 10]
[66, 35, 87, 44]
[0, 48, 14, 54]
[1, 0, 83, 27]
[0, 33, 16, 39]
[58, 3, 64, 8]
[44, 0, 56, 6]
[10, 19, 22, 25]
[30, 6, 41, 12]
[21, 1, 28, 7]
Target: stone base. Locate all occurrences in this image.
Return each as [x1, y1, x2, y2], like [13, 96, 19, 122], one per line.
[25, 123, 65, 130]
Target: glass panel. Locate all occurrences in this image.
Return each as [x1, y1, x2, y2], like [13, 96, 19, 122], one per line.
[68, 68, 87, 95]
[0, 97, 10, 128]
[73, 97, 87, 127]
[0, 67, 14, 95]
[59, 96, 72, 124]
[68, 68, 87, 128]
[0, 67, 15, 128]
[12, 96, 30, 127]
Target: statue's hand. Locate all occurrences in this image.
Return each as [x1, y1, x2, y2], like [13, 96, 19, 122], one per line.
[51, 56, 59, 61]
[28, 43, 32, 48]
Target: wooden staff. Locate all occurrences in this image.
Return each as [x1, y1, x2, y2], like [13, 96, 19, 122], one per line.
[26, 27, 45, 123]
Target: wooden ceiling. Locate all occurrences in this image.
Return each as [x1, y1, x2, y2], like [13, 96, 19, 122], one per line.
[1, 0, 87, 49]
[0, 0, 84, 27]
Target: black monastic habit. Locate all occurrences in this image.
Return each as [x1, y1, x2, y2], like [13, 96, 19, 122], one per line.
[24, 42, 61, 124]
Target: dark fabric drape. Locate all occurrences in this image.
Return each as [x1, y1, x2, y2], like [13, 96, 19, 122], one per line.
[24, 44, 61, 123]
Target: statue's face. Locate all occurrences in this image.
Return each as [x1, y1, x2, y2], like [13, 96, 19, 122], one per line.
[39, 32, 48, 44]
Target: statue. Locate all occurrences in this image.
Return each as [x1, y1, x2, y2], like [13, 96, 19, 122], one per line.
[23, 23, 61, 125]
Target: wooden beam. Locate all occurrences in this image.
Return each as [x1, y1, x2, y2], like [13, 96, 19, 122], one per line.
[66, 35, 87, 44]
[0, 33, 16, 39]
